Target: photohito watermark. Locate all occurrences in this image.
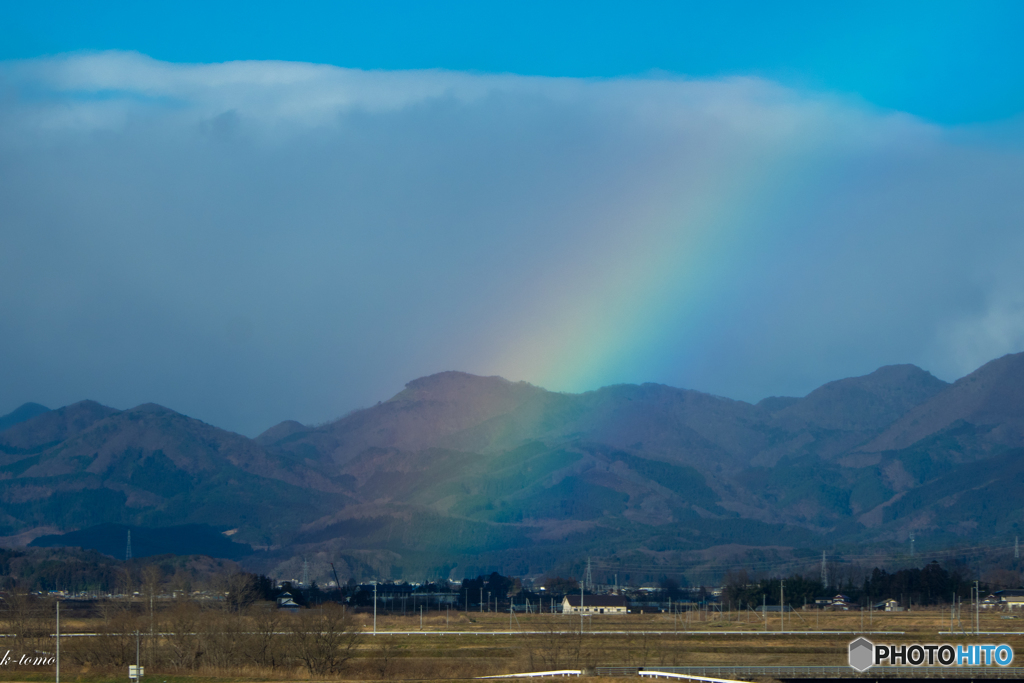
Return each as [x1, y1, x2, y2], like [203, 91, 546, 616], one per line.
[849, 637, 1014, 672]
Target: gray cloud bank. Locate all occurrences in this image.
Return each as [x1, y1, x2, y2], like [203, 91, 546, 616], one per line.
[1, 51, 1023, 435]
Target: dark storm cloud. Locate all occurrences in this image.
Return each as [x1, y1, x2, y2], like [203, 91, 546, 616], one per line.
[1, 52, 1022, 434]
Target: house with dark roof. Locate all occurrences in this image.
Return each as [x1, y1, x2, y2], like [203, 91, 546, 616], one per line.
[995, 590, 1024, 609]
[561, 594, 628, 614]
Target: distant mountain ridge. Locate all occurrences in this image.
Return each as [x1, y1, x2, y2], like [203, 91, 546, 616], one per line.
[5, 353, 1024, 582]
[0, 402, 51, 433]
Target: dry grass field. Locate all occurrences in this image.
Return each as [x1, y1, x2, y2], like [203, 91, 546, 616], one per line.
[3, 604, 1023, 683]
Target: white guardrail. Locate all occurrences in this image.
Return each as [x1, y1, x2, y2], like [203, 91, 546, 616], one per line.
[639, 672, 747, 683]
[478, 671, 582, 678]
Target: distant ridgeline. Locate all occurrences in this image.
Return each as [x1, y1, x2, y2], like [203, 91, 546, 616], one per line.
[30, 523, 254, 560]
[4, 351, 1024, 582]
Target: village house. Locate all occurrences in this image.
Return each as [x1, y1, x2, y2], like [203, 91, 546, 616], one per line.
[872, 599, 903, 612]
[981, 594, 1001, 609]
[995, 590, 1024, 609]
[827, 594, 859, 611]
[561, 594, 629, 614]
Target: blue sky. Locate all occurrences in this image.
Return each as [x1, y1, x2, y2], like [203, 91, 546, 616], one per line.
[3, 1, 1023, 124]
[2, 2, 1024, 435]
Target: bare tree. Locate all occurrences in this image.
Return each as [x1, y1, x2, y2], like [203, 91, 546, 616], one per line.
[289, 604, 361, 678]
[0, 590, 50, 662]
[0, 591, 35, 642]
[83, 599, 139, 668]
[166, 599, 203, 671]
[225, 572, 261, 612]
[242, 602, 282, 670]
[373, 636, 398, 679]
[525, 619, 574, 671]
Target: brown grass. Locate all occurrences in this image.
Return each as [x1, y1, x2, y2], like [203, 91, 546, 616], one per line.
[7, 605, 1023, 681]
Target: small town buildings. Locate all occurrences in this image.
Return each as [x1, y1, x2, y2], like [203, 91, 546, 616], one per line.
[276, 592, 300, 610]
[981, 594, 1001, 609]
[873, 599, 903, 612]
[561, 595, 629, 614]
[830, 594, 859, 611]
[995, 590, 1024, 609]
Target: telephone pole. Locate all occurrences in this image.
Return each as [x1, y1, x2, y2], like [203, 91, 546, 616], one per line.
[780, 580, 785, 632]
[974, 581, 980, 634]
[55, 601, 60, 683]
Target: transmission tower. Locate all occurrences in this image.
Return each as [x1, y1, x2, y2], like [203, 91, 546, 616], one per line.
[820, 551, 827, 589]
[909, 532, 915, 558]
[125, 530, 132, 562]
[302, 557, 309, 586]
[584, 558, 593, 592]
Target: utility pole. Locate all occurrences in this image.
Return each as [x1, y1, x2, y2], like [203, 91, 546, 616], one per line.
[480, 587, 483, 613]
[580, 584, 585, 633]
[55, 601, 60, 683]
[373, 583, 377, 635]
[131, 629, 141, 683]
[780, 580, 784, 632]
[975, 581, 980, 634]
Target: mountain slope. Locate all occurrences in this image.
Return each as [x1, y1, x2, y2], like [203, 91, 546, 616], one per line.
[773, 365, 949, 432]
[8, 353, 1024, 581]
[250, 362, 968, 577]
[863, 353, 1024, 453]
[0, 400, 117, 453]
[0, 402, 349, 546]
[0, 403, 50, 433]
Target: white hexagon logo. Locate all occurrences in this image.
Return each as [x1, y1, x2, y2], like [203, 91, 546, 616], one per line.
[849, 637, 874, 672]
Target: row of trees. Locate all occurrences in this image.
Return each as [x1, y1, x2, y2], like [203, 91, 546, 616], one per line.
[720, 561, 985, 608]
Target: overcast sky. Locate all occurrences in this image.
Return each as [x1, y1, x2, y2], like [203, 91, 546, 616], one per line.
[2, 3, 1023, 436]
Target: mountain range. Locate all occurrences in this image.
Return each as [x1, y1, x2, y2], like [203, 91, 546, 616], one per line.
[2, 353, 1023, 583]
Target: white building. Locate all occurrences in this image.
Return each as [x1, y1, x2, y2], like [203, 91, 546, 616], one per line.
[561, 595, 629, 614]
